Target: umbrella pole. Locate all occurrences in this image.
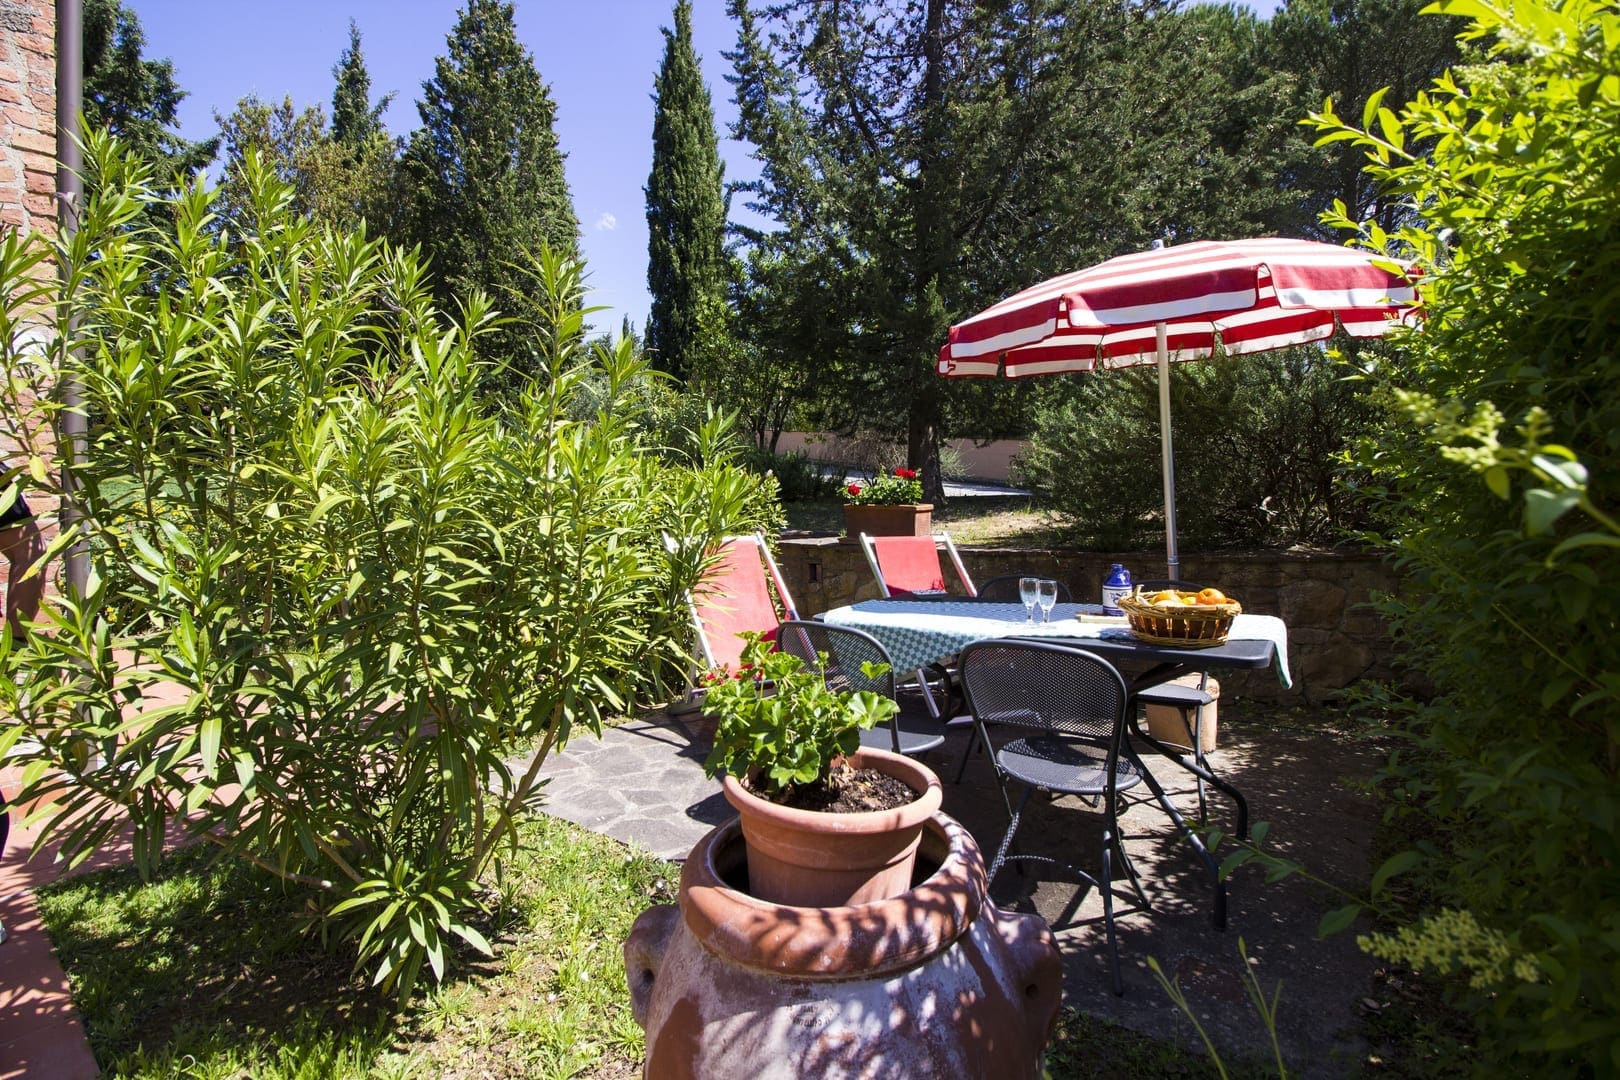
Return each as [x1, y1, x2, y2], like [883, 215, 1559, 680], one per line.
[1156, 320, 1178, 575]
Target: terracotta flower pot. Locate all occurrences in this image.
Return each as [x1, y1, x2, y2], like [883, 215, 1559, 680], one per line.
[842, 502, 934, 538]
[721, 747, 943, 908]
[624, 812, 1064, 1079]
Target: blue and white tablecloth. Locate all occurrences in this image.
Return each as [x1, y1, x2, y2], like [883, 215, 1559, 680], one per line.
[822, 600, 1292, 688]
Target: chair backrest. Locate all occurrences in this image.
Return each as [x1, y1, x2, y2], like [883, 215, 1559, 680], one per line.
[975, 574, 1072, 605]
[958, 640, 1129, 752]
[859, 532, 977, 598]
[685, 533, 798, 671]
[776, 620, 897, 699]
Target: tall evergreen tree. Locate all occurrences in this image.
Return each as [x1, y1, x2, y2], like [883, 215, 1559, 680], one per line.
[83, 0, 214, 178]
[331, 19, 393, 153]
[645, 0, 727, 383]
[401, 0, 579, 369]
[727, 0, 1163, 496]
[327, 21, 401, 234]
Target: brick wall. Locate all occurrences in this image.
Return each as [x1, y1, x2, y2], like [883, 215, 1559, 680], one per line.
[0, 0, 55, 624]
[0, 0, 55, 235]
[775, 538, 1404, 705]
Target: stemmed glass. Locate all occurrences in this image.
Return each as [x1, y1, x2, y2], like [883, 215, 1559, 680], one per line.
[1018, 576, 1039, 624]
[1037, 579, 1059, 623]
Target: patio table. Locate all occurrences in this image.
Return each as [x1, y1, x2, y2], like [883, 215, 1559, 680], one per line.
[823, 599, 1289, 879]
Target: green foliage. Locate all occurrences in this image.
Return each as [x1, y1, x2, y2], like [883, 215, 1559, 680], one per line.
[1017, 348, 1376, 549]
[1264, 0, 1463, 238]
[701, 635, 897, 798]
[844, 467, 923, 507]
[646, 0, 728, 383]
[0, 132, 765, 1001]
[402, 0, 580, 377]
[739, 447, 843, 503]
[1306, 0, 1620, 1067]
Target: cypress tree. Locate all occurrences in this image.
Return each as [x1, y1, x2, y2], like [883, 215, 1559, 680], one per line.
[331, 20, 392, 153]
[645, 0, 726, 383]
[402, 0, 579, 369]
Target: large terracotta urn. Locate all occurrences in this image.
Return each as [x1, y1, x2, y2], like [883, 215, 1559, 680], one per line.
[722, 747, 943, 908]
[624, 812, 1063, 1079]
[842, 502, 934, 538]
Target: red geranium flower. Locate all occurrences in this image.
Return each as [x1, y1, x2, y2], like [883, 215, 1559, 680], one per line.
[847, 483, 863, 497]
[895, 468, 917, 480]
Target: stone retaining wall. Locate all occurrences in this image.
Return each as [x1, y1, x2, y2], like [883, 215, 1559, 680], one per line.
[776, 538, 1401, 704]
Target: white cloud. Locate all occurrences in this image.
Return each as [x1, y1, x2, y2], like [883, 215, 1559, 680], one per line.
[595, 212, 617, 232]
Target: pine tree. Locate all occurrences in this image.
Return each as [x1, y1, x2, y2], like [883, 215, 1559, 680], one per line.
[401, 0, 579, 371]
[83, 0, 215, 179]
[645, 0, 727, 383]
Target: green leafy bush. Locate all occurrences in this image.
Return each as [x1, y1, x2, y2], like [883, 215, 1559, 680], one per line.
[700, 635, 896, 798]
[1016, 348, 1376, 549]
[739, 446, 842, 503]
[0, 132, 770, 1000]
[1308, 0, 1620, 1067]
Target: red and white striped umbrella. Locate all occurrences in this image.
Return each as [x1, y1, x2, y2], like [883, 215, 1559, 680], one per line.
[936, 237, 1418, 572]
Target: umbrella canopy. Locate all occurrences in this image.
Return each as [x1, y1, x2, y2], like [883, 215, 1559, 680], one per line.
[936, 237, 1418, 571]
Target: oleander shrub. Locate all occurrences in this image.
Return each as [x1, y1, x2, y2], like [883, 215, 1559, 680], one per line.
[1016, 345, 1377, 549]
[0, 132, 770, 1000]
[1309, 0, 1620, 1068]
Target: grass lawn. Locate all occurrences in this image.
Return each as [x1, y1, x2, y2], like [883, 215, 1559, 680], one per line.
[785, 494, 1072, 548]
[39, 809, 1238, 1079]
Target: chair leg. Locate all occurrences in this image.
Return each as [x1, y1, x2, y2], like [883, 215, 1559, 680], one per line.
[987, 786, 1033, 882]
[1100, 813, 1124, 996]
[1113, 825, 1149, 912]
[1138, 762, 1227, 931]
[1185, 706, 1208, 825]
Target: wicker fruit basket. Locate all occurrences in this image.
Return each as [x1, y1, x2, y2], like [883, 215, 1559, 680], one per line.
[1117, 587, 1242, 648]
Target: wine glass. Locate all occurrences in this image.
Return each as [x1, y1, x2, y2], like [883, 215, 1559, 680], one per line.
[1037, 579, 1059, 623]
[1018, 576, 1039, 623]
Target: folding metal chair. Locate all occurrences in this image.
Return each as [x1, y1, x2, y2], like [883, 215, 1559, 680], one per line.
[668, 533, 798, 709]
[858, 532, 977, 598]
[975, 575, 1072, 604]
[959, 639, 1220, 995]
[777, 620, 947, 758]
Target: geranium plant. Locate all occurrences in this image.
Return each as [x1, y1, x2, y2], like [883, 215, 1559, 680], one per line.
[845, 467, 923, 506]
[701, 635, 898, 798]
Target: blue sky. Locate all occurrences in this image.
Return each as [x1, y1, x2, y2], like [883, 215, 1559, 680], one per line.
[128, 0, 751, 334]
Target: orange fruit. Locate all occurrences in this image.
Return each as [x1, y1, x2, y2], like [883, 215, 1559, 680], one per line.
[1149, 590, 1180, 604]
[1195, 587, 1227, 605]
[1155, 593, 1189, 607]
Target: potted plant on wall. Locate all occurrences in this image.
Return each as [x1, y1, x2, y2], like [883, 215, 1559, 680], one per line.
[843, 467, 933, 538]
[701, 635, 944, 907]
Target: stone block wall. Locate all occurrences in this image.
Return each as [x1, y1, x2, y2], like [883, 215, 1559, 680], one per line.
[775, 538, 1402, 704]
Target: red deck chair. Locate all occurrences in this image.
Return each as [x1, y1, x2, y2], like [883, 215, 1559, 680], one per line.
[856, 532, 977, 719]
[672, 533, 798, 708]
[858, 532, 977, 599]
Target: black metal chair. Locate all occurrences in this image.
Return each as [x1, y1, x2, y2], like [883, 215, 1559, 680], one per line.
[959, 639, 1210, 995]
[975, 574, 1073, 605]
[776, 621, 948, 758]
[1130, 579, 1217, 822]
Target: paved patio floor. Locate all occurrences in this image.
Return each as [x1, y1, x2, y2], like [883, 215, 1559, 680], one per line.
[526, 703, 1386, 1076]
